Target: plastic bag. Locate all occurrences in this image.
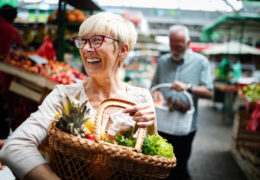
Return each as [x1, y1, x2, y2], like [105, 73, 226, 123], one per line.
[233, 61, 242, 80]
[36, 35, 56, 60]
[218, 58, 231, 78]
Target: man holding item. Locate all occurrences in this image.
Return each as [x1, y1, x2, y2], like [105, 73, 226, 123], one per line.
[151, 25, 213, 180]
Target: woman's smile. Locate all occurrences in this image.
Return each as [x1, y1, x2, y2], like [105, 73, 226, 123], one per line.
[87, 58, 101, 64]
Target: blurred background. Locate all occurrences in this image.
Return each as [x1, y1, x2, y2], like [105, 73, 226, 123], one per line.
[0, 0, 260, 179]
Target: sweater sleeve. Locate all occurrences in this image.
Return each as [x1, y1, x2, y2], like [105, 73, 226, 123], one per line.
[0, 86, 63, 179]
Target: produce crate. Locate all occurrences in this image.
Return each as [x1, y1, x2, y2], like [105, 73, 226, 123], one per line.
[0, 62, 56, 103]
[231, 139, 260, 180]
[0, 62, 57, 90]
[232, 111, 260, 150]
[239, 146, 260, 165]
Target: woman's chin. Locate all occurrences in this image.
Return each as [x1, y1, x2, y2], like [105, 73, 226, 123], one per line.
[86, 69, 102, 77]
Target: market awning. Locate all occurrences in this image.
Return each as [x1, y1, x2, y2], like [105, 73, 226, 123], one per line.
[67, 0, 102, 11]
[200, 14, 260, 42]
[189, 42, 211, 52]
[202, 41, 260, 55]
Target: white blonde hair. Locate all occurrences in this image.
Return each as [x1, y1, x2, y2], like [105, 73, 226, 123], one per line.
[78, 12, 137, 51]
[169, 25, 191, 44]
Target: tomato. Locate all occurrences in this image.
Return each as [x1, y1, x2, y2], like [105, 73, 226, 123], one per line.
[85, 133, 95, 141]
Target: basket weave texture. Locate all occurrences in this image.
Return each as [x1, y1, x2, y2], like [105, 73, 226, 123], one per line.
[48, 98, 176, 180]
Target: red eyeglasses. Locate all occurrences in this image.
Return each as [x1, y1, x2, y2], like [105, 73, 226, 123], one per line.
[72, 35, 119, 49]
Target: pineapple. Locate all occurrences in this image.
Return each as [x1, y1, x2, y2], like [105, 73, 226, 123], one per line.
[56, 92, 91, 138]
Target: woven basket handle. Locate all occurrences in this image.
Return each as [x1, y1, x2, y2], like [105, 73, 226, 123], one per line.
[94, 98, 147, 152]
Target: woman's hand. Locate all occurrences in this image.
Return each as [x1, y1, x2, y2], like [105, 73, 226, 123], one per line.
[151, 90, 164, 106]
[0, 140, 5, 170]
[123, 104, 155, 127]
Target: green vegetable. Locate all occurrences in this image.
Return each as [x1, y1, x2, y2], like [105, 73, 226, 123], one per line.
[142, 135, 174, 158]
[111, 134, 174, 159]
[243, 85, 260, 103]
[115, 134, 136, 148]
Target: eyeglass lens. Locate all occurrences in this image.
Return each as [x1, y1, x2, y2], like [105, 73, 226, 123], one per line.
[75, 35, 104, 49]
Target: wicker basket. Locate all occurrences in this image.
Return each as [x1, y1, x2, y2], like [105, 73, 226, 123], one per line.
[48, 98, 176, 180]
[151, 83, 195, 135]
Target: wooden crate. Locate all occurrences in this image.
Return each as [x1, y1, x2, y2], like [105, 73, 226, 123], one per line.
[232, 111, 260, 150]
[0, 62, 57, 90]
[0, 62, 56, 103]
[231, 139, 260, 180]
[239, 146, 260, 165]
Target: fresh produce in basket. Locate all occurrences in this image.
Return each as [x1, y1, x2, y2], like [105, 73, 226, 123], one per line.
[84, 117, 107, 140]
[56, 95, 174, 158]
[55, 92, 92, 138]
[108, 133, 174, 159]
[48, 98, 176, 179]
[167, 97, 190, 113]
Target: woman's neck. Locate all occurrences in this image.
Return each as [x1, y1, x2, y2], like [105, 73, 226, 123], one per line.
[84, 77, 126, 99]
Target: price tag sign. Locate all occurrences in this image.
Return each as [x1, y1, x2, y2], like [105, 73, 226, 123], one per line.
[28, 55, 48, 64]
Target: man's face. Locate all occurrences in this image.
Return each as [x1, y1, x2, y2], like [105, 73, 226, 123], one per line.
[169, 33, 187, 61]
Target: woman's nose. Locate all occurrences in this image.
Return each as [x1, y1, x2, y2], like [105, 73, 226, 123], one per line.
[82, 41, 94, 51]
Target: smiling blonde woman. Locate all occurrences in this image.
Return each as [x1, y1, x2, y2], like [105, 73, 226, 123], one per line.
[0, 12, 157, 180]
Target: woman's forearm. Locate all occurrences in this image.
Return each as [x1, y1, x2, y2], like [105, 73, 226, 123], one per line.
[23, 164, 61, 180]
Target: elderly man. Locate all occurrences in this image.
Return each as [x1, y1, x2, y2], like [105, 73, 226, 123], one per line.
[151, 25, 213, 180]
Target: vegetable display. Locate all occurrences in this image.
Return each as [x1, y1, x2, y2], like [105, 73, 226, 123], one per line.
[242, 84, 260, 103]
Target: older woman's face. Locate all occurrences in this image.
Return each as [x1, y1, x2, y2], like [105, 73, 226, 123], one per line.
[79, 32, 120, 77]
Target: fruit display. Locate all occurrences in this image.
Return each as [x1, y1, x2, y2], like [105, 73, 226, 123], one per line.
[241, 84, 260, 103]
[246, 101, 260, 132]
[48, 9, 88, 23]
[2, 51, 87, 85]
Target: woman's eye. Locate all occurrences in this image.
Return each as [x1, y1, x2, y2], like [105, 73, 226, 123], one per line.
[93, 37, 103, 42]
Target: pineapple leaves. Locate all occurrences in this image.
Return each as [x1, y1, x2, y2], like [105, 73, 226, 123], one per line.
[57, 94, 90, 137]
[75, 91, 81, 101]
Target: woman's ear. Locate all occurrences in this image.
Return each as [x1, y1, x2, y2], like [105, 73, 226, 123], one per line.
[119, 44, 129, 57]
[117, 44, 129, 67]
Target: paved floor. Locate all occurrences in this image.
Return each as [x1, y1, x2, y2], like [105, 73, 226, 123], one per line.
[189, 100, 247, 180]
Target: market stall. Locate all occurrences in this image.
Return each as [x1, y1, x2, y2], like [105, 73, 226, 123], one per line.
[202, 41, 260, 55]
[0, 0, 103, 137]
[231, 84, 260, 180]
[200, 14, 260, 43]
[0, 51, 87, 137]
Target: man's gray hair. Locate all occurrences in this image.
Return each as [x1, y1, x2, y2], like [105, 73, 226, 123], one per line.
[169, 25, 191, 43]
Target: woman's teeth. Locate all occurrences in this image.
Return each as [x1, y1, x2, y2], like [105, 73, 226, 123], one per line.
[87, 58, 101, 63]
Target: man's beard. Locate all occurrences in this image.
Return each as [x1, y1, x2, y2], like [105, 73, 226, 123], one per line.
[172, 52, 185, 61]
[172, 47, 187, 61]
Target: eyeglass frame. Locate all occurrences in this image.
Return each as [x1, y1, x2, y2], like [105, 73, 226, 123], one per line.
[72, 35, 120, 49]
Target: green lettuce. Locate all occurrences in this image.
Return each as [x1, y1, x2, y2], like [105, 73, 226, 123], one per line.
[141, 135, 174, 158]
[112, 134, 174, 158]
